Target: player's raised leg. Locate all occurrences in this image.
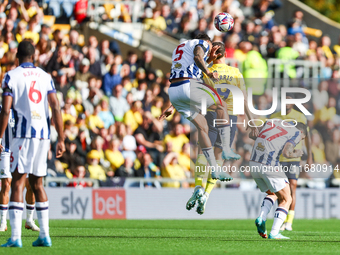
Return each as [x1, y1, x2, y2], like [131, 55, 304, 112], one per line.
[187, 153, 206, 211]
[25, 178, 40, 231]
[0, 178, 11, 231]
[211, 101, 241, 162]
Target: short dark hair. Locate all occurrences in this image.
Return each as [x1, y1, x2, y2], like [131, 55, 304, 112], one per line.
[212, 42, 225, 59]
[296, 122, 307, 136]
[195, 33, 211, 42]
[17, 40, 35, 59]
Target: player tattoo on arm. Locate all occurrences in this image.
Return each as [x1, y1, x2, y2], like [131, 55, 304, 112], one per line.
[282, 142, 303, 158]
[193, 46, 209, 75]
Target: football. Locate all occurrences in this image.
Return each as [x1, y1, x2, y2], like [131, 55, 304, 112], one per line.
[214, 12, 234, 32]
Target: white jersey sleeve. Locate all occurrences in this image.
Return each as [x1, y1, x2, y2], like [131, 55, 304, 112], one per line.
[170, 39, 210, 80]
[2, 62, 56, 140]
[250, 120, 302, 166]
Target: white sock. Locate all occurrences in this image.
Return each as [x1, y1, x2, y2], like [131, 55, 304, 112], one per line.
[36, 201, 49, 239]
[217, 125, 231, 151]
[26, 204, 35, 223]
[259, 197, 274, 221]
[9, 202, 24, 241]
[202, 147, 218, 171]
[0, 204, 8, 224]
[271, 207, 288, 236]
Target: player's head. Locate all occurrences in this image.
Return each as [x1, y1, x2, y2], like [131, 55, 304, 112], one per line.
[16, 40, 35, 63]
[195, 33, 211, 43]
[212, 42, 225, 59]
[195, 33, 212, 53]
[295, 122, 307, 140]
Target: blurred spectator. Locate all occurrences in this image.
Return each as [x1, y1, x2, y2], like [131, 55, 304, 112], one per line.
[124, 100, 143, 132]
[105, 138, 125, 171]
[311, 130, 328, 165]
[144, 7, 167, 32]
[109, 84, 130, 122]
[137, 50, 153, 73]
[88, 47, 102, 77]
[162, 152, 188, 188]
[163, 123, 189, 153]
[86, 150, 107, 181]
[325, 129, 340, 167]
[98, 96, 115, 129]
[67, 164, 92, 188]
[115, 157, 135, 177]
[102, 63, 122, 96]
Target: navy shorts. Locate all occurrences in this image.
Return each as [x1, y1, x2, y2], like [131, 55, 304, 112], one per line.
[205, 111, 237, 149]
[280, 161, 300, 180]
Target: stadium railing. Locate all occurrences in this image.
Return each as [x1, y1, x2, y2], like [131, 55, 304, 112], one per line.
[44, 177, 336, 189]
[45, 177, 100, 188]
[87, 0, 145, 23]
[267, 58, 323, 89]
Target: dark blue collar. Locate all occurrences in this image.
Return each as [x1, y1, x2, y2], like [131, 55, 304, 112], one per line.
[20, 62, 35, 68]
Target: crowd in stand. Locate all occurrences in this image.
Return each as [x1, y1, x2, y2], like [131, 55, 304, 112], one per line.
[0, 0, 338, 188]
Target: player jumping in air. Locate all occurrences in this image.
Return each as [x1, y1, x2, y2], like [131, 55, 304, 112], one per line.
[193, 41, 258, 215]
[160, 33, 239, 210]
[249, 119, 307, 239]
[0, 106, 40, 232]
[270, 94, 312, 231]
[0, 41, 65, 248]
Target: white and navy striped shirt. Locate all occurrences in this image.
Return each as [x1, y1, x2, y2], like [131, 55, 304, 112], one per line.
[170, 39, 210, 81]
[250, 120, 302, 167]
[2, 62, 56, 140]
[0, 105, 14, 153]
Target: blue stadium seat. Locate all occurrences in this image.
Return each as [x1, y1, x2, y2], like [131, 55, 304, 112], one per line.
[62, 1, 74, 18]
[49, 0, 61, 18]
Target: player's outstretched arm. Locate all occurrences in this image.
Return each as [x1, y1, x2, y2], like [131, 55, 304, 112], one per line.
[193, 46, 218, 80]
[0, 94, 12, 151]
[282, 142, 303, 158]
[48, 93, 65, 158]
[158, 104, 175, 120]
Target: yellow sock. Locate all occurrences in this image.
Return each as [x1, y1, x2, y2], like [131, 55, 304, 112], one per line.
[205, 160, 223, 194]
[195, 154, 207, 187]
[284, 210, 295, 224]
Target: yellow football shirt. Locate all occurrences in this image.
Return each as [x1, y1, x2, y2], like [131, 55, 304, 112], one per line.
[270, 109, 307, 162]
[163, 134, 189, 153]
[203, 64, 245, 115]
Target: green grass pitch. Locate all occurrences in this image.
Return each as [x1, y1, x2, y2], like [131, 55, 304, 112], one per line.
[0, 219, 339, 254]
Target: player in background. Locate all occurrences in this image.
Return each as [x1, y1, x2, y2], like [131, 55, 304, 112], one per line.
[0, 106, 40, 232]
[194, 41, 259, 214]
[0, 41, 65, 248]
[160, 33, 239, 212]
[270, 93, 312, 231]
[249, 120, 307, 239]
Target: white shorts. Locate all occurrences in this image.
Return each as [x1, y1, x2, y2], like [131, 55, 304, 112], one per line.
[0, 152, 11, 179]
[168, 79, 220, 120]
[10, 138, 50, 177]
[249, 161, 289, 193]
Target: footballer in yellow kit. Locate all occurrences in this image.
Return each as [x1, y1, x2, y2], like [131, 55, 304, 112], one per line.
[193, 42, 257, 215]
[270, 95, 312, 231]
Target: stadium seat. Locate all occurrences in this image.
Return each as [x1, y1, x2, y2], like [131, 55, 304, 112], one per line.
[48, 0, 61, 18]
[62, 1, 74, 18]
